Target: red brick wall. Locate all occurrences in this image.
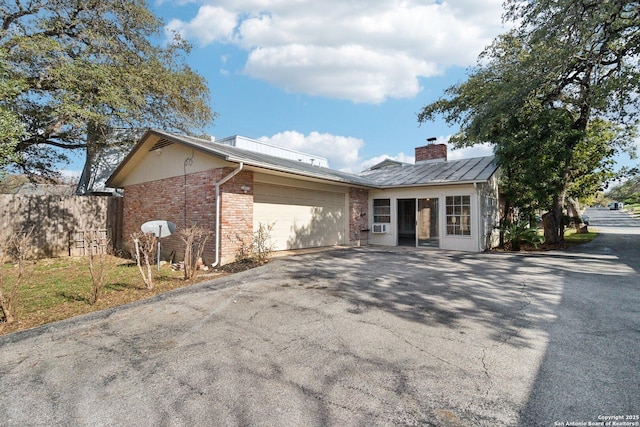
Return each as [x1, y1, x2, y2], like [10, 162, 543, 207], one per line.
[219, 170, 253, 265]
[349, 187, 369, 246]
[124, 168, 367, 262]
[123, 168, 254, 265]
[415, 144, 447, 163]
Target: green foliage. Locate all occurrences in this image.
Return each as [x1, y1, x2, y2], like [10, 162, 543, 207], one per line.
[502, 221, 544, 251]
[0, 110, 22, 174]
[564, 230, 597, 245]
[0, 50, 26, 174]
[1, 0, 213, 178]
[568, 120, 634, 200]
[418, 0, 640, 244]
[607, 175, 640, 204]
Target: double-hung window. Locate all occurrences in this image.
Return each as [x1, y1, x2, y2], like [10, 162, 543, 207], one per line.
[446, 195, 471, 236]
[373, 199, 391, 223]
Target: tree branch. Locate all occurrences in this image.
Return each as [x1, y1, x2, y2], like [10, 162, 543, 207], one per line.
[18, 136, 87, 151]
[0, 0, 39, 37]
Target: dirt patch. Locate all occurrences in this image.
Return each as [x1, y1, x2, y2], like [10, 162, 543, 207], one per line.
[216, 259, 265, 274]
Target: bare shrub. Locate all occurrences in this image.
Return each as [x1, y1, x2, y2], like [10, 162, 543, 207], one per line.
[0, 228, 35, 324]
[131, 232, 157, 289]
[0, 239, 19, 325]
[85, 230, 111, 304]
[233, 222, 275, 266]
[178, 225, 211, 280]
[252, 222, 274, 264]
[232, 233, 251, 263]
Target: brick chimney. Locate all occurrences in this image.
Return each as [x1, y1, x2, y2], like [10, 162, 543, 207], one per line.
[415, 143, 447, 164]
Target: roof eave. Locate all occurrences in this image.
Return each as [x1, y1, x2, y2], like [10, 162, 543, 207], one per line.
[105, 129, 233, 188]
[240, 161, 373, 188]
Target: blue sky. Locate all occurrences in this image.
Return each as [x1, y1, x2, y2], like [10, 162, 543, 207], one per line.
[68, 0, 638, 175]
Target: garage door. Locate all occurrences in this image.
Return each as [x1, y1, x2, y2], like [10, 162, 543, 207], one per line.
[253, 183, 346, 250]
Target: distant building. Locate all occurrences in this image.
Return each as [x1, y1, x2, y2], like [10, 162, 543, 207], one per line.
[215, 135, 329, 167]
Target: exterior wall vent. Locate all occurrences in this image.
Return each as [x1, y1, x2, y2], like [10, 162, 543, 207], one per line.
[150, 138, 175, 151]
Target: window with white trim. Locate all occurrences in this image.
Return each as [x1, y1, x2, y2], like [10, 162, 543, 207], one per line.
[446, 195, 471, 236]
[373, 199, 391, 223]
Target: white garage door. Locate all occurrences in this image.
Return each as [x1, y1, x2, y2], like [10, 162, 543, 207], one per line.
[253, 183, 346, 250]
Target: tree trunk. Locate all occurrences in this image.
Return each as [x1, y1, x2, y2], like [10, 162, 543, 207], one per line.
[542, 211, 558, 244]
[499, 198, 513, 248]
[0, 289, 14, 324]
[77, 122, 108, 195]
[567, 197, 583, 231]
[543, 192, 567, 245]
[545, 155, 574, 245]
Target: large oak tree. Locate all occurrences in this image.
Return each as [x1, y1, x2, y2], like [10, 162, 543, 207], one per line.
[419, 0, 639, 243]
[0, 51, 24, 174]
[0, 0, 213, 181]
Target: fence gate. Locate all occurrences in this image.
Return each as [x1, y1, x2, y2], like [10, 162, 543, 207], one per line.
[69, 229, 111, 256]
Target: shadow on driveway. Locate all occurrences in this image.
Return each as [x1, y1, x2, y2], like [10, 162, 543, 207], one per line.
[1, 241, 637, 426]
[518, 220, 640, 426]
[283, 247, 562, 348]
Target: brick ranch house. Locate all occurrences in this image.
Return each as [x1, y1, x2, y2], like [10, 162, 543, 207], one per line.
[106, 129, 500, 266]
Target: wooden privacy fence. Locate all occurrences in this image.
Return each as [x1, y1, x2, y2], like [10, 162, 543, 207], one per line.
[0, 194, 123, 258]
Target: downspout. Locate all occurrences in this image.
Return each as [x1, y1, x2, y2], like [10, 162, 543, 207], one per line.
[474, 182, 483, 252]
[211, 162, 244, 268]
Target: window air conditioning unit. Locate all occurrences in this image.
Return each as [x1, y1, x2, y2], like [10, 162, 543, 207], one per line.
[372, 223, 388, 233]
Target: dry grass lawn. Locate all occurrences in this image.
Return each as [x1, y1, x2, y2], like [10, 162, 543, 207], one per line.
[0, 255, 228, 336]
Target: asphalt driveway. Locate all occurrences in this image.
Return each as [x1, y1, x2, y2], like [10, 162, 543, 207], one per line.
[1, 208, 638, 426]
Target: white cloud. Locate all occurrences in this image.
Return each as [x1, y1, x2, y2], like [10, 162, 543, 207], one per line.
[165, 6, 237, 44]
[58, 169, 82, 184]
[445, 142, 494, 160]
[258, 130, 364, 171]
[166, 0, 508, 103]
[257, 131, 493, 173]
[245, 45, 436, 103]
